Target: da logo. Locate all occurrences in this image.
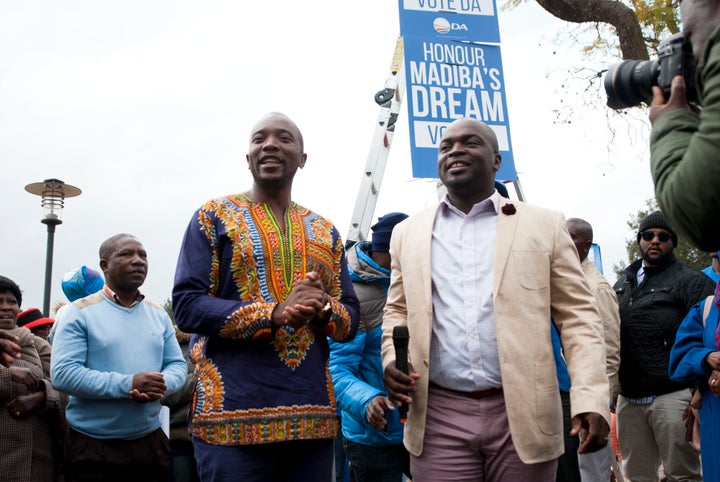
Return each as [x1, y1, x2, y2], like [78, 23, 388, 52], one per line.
[433, 17, 451, 34]
[433, 17, 469, 34]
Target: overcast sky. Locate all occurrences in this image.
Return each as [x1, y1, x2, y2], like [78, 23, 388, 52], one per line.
[0, 1, 657, 313]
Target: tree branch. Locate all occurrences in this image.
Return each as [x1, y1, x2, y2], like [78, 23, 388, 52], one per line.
[535, 0, 649, 59]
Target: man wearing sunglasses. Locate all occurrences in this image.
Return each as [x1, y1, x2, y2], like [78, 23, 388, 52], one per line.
[613, 211, 714, 481]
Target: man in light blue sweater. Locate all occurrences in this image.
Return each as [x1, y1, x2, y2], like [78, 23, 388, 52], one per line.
[51, 233, 186, 482]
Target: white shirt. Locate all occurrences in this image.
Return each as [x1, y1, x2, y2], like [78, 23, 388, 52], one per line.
[429, 191, 501, 391]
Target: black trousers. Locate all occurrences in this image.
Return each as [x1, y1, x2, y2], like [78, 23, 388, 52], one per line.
[556, 390, 580, 482]
[65, 427, 170, 482]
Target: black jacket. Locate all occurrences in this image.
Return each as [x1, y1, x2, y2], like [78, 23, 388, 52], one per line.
[614, 255, 715, 398]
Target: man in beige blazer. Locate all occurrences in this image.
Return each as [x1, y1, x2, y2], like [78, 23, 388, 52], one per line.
[381, 118, 611, 480]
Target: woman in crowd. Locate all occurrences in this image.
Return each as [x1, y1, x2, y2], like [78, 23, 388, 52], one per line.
[17, 307, 55, 341]
[669, 284, 720, 482]
[0, 275, 65, 481]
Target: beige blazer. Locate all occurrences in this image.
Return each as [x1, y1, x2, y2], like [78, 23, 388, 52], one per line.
[381, 197, 610, 464]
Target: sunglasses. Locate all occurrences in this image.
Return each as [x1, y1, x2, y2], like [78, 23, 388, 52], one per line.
[640, 231, 672, 243]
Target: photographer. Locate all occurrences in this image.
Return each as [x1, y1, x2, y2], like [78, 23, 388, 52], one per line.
[649, 0, 720, 252]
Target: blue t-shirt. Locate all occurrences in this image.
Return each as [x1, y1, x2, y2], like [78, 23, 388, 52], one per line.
[551, 321, 571, 392]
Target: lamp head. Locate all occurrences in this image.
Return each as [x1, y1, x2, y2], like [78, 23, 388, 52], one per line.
[25, 178, 82, 224]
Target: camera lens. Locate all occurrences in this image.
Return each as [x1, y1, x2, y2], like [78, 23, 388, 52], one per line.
[604, 59, 659, 109]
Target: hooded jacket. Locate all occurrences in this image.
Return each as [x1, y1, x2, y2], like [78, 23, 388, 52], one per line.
[329, 241, 404, 447]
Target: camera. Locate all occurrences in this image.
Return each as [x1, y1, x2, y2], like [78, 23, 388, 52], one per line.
[604, 33, 697, 110]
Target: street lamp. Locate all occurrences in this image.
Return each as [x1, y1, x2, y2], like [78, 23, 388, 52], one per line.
[25, 178, 82, 317]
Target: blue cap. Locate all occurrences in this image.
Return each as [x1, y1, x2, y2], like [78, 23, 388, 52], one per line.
[371, 212, 409, 253]
[61, 266, 104, 302]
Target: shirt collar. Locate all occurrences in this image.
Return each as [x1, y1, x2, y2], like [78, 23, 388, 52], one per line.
[102, 285, 145, 308]
[440, 190, 499, 217]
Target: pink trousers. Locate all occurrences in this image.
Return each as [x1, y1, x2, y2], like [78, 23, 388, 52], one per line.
[410, 384, 557, 482]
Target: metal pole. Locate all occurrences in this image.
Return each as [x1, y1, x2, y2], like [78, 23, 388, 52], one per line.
[42, 220, 60, 317]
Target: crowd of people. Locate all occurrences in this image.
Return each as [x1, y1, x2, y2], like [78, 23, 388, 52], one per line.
[1, 117, 718, 482]
[2, 2, 720, 479]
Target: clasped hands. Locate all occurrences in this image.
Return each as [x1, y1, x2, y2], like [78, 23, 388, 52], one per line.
[272, 271, 330, 330]
[130, 371, 167, 403]
[7, 364, 44, 418]
[9, 365, 40, 392]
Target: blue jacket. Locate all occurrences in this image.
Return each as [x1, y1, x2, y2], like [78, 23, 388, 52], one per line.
[329, 241, 404, 446]
[669, 296, 720, 482]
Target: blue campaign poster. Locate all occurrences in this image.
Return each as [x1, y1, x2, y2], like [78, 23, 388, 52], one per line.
[398, 0, 500, 43]
[402, 35, 517, 180]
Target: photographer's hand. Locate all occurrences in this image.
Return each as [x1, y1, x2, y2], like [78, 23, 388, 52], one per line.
[649, 75, 695, 123]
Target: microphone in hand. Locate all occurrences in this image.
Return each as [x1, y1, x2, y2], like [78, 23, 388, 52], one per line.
[392, 325, 410, 423]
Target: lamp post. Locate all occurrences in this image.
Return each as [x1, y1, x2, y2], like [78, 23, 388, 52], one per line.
[25, 178, 82, 317]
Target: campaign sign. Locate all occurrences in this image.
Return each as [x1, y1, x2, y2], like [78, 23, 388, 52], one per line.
[403, 35, 517, 180]
[399, 0, 500, 43]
